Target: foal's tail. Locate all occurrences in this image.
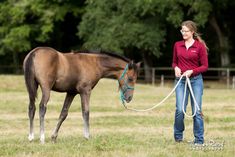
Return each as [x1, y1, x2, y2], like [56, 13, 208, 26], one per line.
[23, 49, 38, 103]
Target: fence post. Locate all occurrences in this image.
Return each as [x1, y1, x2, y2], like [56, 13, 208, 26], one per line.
[227, 68, 230, 89]
[152, 68, 155, 86]
[161, 75, 164, 87]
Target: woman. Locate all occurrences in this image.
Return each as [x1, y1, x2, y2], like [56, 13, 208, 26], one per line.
[172, 20, 208, 144]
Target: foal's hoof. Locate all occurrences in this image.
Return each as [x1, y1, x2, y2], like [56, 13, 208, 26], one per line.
[40, 135, 45, 144]
[28, 134, 34, 142]
[40, 140, 45, 144]
[84, 134, 90, 140]
[51, 135, 57, 143]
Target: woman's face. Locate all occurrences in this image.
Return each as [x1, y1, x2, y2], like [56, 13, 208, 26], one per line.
[180, 25, 194, 40]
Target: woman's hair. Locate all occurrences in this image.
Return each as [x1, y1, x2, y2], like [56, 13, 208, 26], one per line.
[181, 20, 209, 50]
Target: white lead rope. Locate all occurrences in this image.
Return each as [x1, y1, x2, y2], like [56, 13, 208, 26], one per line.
[182, 76, 201, 117]
[123, 75, 201, 117]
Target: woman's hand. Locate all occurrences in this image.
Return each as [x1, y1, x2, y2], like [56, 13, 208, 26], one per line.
[174, 66, 182, 77]
[183, 70, 193, 77]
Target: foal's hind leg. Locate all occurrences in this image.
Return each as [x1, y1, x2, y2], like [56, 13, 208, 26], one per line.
[28, 99, 36, 141]
[80, 90, 91, 139]
[39, 88, 50, 144]
[51, 93, 76, 142]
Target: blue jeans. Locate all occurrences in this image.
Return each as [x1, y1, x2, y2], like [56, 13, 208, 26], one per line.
[174, 74, 204, 144]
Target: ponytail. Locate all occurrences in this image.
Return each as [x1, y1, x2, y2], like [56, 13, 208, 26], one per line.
[194, 32, 209, 50]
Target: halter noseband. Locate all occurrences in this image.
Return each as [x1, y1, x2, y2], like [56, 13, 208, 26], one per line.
[118, 64, 134, 104]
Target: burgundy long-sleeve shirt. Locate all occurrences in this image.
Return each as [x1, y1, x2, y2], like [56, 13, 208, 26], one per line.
[172, 40, 208, 77]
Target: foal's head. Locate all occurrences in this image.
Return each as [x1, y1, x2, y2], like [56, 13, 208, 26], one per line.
[118, 61, 141, 103]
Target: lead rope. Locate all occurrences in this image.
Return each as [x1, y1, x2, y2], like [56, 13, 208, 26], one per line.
[182, 76, 201, 117]
[121, 75, 201, 117]
[121, 75, 183, 112]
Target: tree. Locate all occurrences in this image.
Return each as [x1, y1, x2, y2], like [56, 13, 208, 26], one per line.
[79, 0, 211, 82]
[207, 0, 235, 67]
[0, 0, 234, 75]
[0, 0, 83, 73]
[0, 0, 31, 72]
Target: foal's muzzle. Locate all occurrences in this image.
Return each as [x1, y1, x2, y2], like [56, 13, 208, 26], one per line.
[125, 95, 133, 103]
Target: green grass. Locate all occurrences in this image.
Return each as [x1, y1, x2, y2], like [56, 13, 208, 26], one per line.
[0, 75, 234, 157]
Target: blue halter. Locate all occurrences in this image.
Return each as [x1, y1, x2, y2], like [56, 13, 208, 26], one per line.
[118, 64, 134, 104]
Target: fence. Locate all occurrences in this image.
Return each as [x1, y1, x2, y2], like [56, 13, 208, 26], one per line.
[1, 66, 235, 89]
[0, 65, 23, 74]
[138, 67, 235, 89]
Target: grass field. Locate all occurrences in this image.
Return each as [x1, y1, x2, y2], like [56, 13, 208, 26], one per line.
[0, 75, 234, 157]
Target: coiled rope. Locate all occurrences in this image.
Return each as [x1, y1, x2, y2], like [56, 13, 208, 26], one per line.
[121, 75, 201, 117]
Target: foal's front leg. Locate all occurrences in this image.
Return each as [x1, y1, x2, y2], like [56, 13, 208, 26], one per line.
[80, 91, 91, 139]
[51, 93, 76, 142]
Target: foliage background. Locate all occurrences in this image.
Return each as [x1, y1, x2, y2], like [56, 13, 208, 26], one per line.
[0, 0, 235, 73]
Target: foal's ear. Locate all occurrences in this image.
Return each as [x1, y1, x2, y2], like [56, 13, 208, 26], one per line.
[136, 62, 142, 76]
[136, 62, 142, 69]
[128, 60, 135, 69]
[128, 61, 141, 70]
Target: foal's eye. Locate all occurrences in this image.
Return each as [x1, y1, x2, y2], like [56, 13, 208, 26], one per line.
[128, 77, 134, 82]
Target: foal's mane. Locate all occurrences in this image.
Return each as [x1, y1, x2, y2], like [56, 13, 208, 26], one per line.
[74, 50, 130, 63]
